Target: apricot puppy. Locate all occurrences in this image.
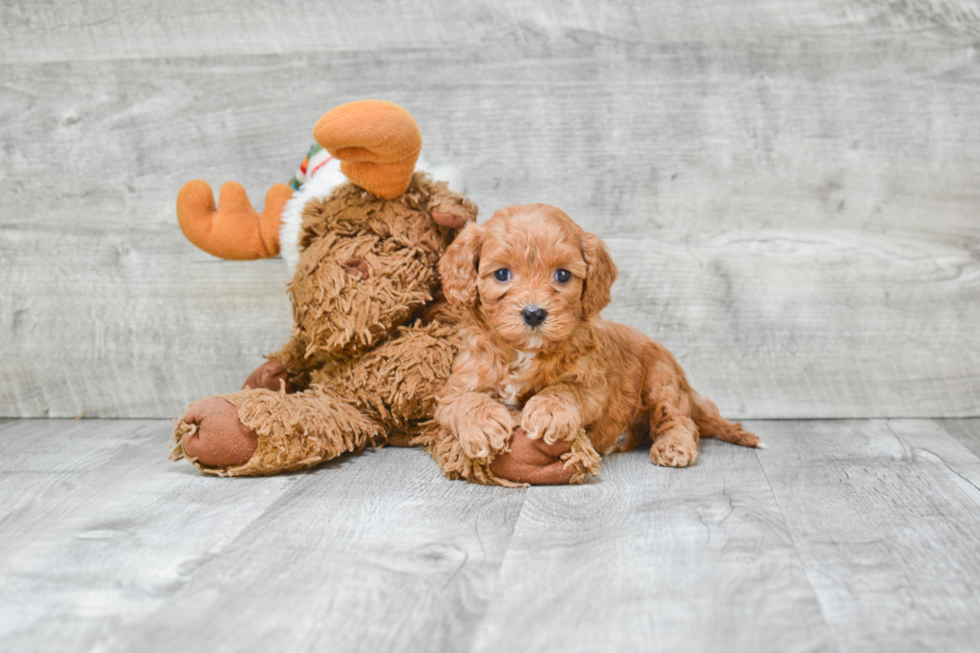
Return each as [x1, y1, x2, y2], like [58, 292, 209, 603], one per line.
[435, 204, 761, 478]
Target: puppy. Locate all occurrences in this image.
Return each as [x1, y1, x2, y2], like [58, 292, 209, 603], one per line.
[434, 203, 761, 480]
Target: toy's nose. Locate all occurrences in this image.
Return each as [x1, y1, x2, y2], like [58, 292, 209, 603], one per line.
[521, 306, 548, 327]
[343, 257, 370, 281]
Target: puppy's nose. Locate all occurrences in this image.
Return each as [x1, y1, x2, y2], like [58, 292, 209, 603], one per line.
[521, 306, 548, 327]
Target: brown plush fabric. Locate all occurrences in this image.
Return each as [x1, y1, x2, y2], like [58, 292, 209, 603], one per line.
[176, 180, 291, 260]
[315, 320, 461, 431]
[172, 174, 479, 477]
[283, 175, 472, 361]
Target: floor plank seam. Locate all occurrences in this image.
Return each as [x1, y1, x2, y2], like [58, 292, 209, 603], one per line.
[752, 444, 841, 653]
[891, 420, 980, 495]
[463, 486, 529, 653]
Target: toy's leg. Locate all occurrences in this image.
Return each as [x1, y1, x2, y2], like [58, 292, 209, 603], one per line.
[490, 427, 600, 485]
[418, 416, 600, 488]
[646, 373, 700, 468]
[172, 387, 381, 476]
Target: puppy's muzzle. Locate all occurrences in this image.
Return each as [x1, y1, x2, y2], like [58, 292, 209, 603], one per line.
[521, 306, 548, 328]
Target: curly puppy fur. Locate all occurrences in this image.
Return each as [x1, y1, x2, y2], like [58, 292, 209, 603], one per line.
[434, 203, 761, 475]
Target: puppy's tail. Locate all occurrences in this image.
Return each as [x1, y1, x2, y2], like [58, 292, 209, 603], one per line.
[690, 390, 762, 449]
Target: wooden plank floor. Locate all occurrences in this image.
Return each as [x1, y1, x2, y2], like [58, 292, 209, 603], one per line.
[1, 418, 979, 652]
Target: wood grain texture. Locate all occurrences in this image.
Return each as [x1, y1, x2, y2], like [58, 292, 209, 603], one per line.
[752, 419, 980, 652]
[0, 419, 526, 653]
[0, 419, 302, 650]
[105, 456, 527, 653]
[5, 0, 978, 64]
[2, 1, 979, 418]
[936, 418, 980, 458]
[9, 418, 980, 651]
[469, 439, 833, 653]
[604, 232, 980, 419]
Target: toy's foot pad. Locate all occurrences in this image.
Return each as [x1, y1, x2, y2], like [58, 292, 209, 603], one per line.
[490, 427, 579, 485]
[175, 397, 258, 468]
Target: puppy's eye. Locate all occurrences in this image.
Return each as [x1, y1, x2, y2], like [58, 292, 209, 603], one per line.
[493, 268, 511, 282]
[555, 269, 571, 283]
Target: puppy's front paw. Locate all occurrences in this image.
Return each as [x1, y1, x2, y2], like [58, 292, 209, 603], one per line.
[650, 436, 699, 468]
[521, 394, 581, 444]
[457, 400, 515, 459]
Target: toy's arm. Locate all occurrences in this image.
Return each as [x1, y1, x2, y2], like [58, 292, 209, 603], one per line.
[239, 334, 326, 392]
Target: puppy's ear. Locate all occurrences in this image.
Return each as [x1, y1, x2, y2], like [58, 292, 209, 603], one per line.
[439, 222, 484, 308]
[581, 232, 618, 318]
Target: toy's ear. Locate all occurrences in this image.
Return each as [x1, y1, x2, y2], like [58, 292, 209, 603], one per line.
[314, 100, 422, 199]
[581, 232, 618, 318]
[439, 222, 484, 308]
[429, 181, 478, 230]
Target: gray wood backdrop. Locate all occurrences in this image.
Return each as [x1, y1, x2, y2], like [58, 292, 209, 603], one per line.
[1, 0, 978, 419]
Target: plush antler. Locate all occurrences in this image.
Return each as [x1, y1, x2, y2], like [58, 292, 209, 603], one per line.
[177, 180, 292, 260]
[313, 100, 422, 199]
[177, 100, 421, 258]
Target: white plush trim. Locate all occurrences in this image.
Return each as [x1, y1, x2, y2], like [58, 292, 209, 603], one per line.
[278, 155, 466, 272]
[278, 158, 345, 271]
[425, 163, 465, 195]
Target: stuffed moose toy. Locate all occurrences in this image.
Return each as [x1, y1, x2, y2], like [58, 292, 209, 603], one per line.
[170, 100, 599, 486]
